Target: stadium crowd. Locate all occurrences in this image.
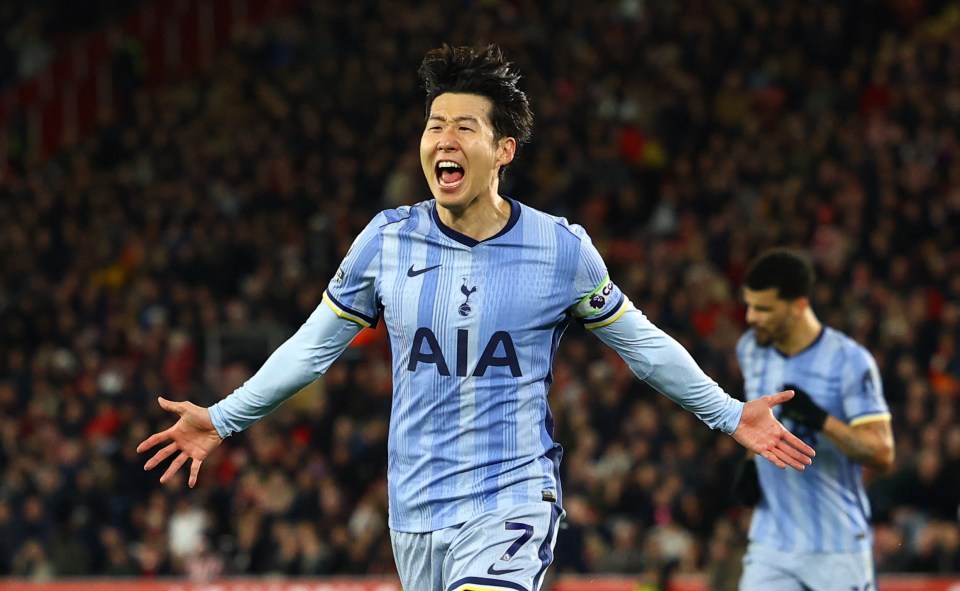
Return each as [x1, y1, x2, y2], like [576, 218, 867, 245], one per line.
[1, 0, 959, 587]
[0, 1, 147, 91]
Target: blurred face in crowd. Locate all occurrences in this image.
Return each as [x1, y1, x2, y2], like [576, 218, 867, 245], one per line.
[420, 92, 515, 214]
[743, 287, 805, 347]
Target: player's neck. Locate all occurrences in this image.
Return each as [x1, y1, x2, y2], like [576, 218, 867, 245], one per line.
[436, 191, 511, 242]
[776, 310, 823, 356]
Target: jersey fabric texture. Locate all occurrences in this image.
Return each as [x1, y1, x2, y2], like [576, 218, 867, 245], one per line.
[209, 197, 745, 537]
[737, 326, 890, 553]
[325, 197, 626, 532]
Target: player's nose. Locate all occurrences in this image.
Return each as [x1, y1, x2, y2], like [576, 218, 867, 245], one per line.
[437, 128, 459, 151]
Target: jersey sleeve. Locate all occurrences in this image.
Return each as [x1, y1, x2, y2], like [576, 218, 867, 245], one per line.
[565, 225, 743, 433]
[324, 213, 386, 327]
[591, 305, 744, 434]
[842, 346, 890, 426]
[567, 224, 628, 328]
[209, 211, 393, 438]
[208, 302, 364, 437]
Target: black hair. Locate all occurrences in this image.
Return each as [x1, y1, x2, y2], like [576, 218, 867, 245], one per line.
[418, 44, 533, 175]
[743, 248, 815, 300]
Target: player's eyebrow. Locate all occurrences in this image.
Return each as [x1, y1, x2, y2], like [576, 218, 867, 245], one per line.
[427, 115, 481, 125]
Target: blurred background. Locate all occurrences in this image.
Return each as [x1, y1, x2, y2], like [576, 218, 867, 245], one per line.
[1, 0, 959, 589]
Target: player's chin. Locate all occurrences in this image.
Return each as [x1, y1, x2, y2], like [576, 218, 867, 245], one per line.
[753, 333, 771, 346]
[433, 185, 470, 208]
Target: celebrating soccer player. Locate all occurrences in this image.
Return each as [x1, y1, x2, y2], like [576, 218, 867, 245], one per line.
[138, 45, 815, 590]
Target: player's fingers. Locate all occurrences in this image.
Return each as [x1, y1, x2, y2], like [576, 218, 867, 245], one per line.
[143, 442, 179, 471]
[764, 389, 795, 407]
[188, 457, 203, 489]
[759, 449, 787, 470]
[160, 452, 190, 484]
[157, 396, 184, 415]
[776, 439, 813, 467]
[781, 429, 816, 458]
[136, 429, 173, 453]
[773, 443, 808, 471]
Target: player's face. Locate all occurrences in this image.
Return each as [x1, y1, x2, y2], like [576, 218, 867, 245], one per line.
[420, 93, 515, 212]
[743, 287, 798, 347]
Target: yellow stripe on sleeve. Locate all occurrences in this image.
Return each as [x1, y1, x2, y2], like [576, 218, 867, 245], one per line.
[584, 298, 632, 329]
[849, 413, 891, 428]
[322, 292, 372, 328]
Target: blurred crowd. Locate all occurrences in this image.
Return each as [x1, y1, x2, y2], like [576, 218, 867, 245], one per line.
[2, 0, 960, 587]
[0, 1, 145, 90]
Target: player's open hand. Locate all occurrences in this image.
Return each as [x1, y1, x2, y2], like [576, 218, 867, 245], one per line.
[732, 390, 815, 471]
[137, 397, 223, 488]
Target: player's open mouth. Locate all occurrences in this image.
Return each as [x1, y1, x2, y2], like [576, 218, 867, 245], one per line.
[436, 160, 465, 189]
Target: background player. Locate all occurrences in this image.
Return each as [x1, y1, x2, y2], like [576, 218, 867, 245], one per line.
[138, 45, 814, 590]
[736, 248, 895, 591]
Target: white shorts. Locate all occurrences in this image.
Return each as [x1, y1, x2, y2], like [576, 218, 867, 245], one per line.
[390, 501, 563, 591]
[739, 541, 875, 591]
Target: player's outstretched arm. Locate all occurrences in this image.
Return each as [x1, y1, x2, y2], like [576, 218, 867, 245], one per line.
[732, 390, 815, 471]
[137, 397, 223, 488]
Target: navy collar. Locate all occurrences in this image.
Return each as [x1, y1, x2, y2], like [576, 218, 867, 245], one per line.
[772, 326, 826, 358]
[431, 196, 521, 247]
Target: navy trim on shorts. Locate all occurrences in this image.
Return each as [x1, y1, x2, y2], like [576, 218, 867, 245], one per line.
[531, 504, 563, 590]
[447, 576, 528, 591]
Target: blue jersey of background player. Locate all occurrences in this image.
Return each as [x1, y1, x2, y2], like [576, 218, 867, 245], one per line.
[138, 45, 815, 591]
[735, 248, 895, 591]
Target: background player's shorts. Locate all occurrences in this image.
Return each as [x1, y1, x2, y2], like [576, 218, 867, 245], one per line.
[391, 501, 563, 591]
[739, 542, 875, 591]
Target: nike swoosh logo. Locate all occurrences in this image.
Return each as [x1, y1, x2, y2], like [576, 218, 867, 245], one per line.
[487, 564, 523, 576]
[407, 264, 441, 277]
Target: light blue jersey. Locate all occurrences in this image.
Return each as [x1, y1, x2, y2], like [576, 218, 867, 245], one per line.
[737, 327, 890, 553]
[210, 197, 745, 536]
[327, 197, 624, 533]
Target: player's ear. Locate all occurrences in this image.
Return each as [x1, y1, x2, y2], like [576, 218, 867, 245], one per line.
[793, 296, 809, 316]
[496, 136, 516, 167]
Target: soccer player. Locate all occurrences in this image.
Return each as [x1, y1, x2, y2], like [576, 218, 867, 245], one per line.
[735, 248, 895, 591]
[138, 45, 814, 590]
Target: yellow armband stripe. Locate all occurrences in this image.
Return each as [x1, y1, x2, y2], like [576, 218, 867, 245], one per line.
[849, 413, 891, 428]
[584, 298, 632, 329]
[323, 292, 372, 328]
